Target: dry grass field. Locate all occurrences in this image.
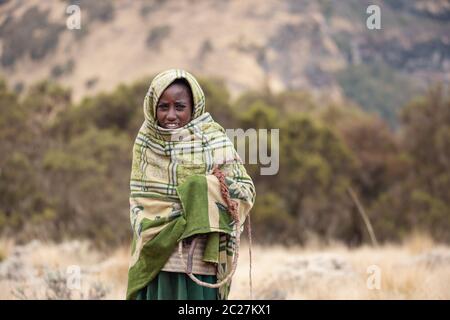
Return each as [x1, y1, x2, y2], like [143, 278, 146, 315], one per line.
[1, 233, 449, 300]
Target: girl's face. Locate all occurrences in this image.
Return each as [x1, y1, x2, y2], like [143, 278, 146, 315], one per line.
[156, 82, 193, 129]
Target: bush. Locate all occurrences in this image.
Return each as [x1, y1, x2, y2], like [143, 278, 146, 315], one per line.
[1, 75, 448, 247]
[336, 62, 420, 127]
[0, 6, 64, 66]
[146, 25, 171, 49]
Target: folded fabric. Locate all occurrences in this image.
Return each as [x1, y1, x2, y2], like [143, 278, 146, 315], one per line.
[126, 69, 255, 300]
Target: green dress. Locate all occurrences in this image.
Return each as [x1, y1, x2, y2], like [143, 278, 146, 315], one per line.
[135, 271, 218, 300]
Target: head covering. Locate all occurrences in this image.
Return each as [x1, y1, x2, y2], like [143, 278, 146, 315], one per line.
[144, 69, 205, 123]
[126, 69, 256, 300]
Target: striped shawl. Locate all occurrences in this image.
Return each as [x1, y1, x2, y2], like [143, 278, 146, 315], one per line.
[126, 69, 255, 300]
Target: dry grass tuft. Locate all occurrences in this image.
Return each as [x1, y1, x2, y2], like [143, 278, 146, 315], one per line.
[0, 238, 15, 262]
[0, 236, 449, 300]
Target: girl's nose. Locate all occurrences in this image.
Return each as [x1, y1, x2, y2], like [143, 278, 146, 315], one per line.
[167, 107, 177, 120]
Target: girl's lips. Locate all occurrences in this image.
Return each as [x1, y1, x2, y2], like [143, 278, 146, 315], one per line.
[164, 123, 180, 129]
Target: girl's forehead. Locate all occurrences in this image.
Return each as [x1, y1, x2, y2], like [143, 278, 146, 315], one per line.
[159, 82, 192, 102]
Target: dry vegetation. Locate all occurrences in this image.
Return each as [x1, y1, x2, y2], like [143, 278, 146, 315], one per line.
[1, 233, 449, 300]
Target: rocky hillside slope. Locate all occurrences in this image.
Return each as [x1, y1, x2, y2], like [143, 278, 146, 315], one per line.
[0, 0, 449, 120]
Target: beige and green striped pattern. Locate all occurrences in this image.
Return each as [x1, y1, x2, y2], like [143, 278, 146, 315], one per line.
[126, 69, 255, 300]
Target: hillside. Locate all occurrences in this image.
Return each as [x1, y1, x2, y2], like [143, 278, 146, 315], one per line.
[0, 0, 449, 124]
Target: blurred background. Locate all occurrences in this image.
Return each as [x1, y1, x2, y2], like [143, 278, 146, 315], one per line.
[0, 0, 449, 299]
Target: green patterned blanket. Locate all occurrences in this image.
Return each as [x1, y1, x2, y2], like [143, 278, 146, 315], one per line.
[126, 69, 255, 300]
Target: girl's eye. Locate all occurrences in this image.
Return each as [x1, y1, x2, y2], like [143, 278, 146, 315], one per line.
[176, 105, 186, 111]
[158, 104, 168, 110]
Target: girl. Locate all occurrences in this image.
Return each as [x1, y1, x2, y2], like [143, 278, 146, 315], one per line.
[126, 69, 255, 300]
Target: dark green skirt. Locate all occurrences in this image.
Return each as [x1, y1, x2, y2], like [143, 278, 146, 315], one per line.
[136, 271, 218, 300]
